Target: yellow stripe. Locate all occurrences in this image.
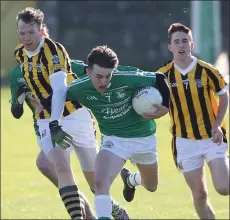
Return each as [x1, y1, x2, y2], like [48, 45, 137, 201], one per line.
[65, 74, 77, 113]
[61, 191, 79, 198]
[15, 43, 23, 51]
[63, 197, 80, 204]
[202, 69, 216, 126]
[57, 46, 66, 70]
[167, 72, 181, 136]
[32, 55, 49, 98]
[24, 55, 39, 99]
[157, 66, 169, 74]
[43, 43, 54, 75]
[188, 67, 207, 138]
[15, 50, 21, 64]
[57, 42, 71, 72]
[174, 69, 195, 139]
[198, 59, 226, 91]
[69, 210, 82, 217]
[40, 60, 50, 88]
[30, 54, 50, 119]
[66, 203, 81, 210]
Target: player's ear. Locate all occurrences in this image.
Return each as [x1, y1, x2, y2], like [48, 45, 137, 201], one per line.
[190, 41, 194, 50]
[40, 28, 44, 37]
[86, 67, 91, 76]
[168, 44, 172, 52]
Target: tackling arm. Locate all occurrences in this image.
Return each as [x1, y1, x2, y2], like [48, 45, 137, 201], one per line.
[49, 71, 67, 122]
[155, 72, 170, 109]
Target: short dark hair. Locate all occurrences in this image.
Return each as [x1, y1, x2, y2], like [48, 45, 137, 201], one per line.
[16, 7, 44, 28]
[87, 45, 119, 69]
[168, 23, 193, 44]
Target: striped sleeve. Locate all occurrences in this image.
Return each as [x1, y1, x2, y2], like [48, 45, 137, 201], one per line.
[206, 66, 227, 93]
[43, 38, 70, 76]
[155, 60, 173, 74]
[14, 44, 24, 64]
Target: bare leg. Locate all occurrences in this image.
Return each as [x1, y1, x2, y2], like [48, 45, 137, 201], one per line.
[183, 167, 215, 219]
[208, 157, 229, 195]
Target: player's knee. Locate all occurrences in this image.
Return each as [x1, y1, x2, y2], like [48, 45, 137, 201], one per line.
[144, 184, 158, 192]
[192, 188, 208, 201]
[54, 160, 71, 173]
[215, 186, 229, 196]
[94, 174, 110, 192]
[142, 178, 158, 192]
[36, 154, 49, 173]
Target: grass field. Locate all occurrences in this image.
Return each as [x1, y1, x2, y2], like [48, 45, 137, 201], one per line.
[1, 87, 229, 219]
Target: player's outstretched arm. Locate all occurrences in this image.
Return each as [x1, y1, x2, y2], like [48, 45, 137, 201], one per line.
[11, 84, 29, 119]
[48, 71, 74, 149]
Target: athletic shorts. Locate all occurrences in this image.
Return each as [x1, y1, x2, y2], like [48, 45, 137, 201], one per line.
[101, 134, 157, 165]
[37, 107, 98, 171]
[172, 136, 228, 173]
[36, 135, 73, 154]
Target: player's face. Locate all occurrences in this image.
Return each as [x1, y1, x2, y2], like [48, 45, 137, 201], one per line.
[168, 31, 194, 61]
[17, 19, 42, 51]
[87, 64, 113, 93]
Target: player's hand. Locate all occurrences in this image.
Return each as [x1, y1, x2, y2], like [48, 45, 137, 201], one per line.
[49, 120, 73, 149]
[211, 124, 223, 145]
[16, 84, 30, 105]
[142, 104, 169, 120]
[27, 93, 44, 114]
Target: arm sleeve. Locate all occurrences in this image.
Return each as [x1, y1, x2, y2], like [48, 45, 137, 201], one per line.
[49, 71, 68, 121]
[46, 42, 71, 76]
[206, 66, 228, 93]
[66, 80, 79, 101]
[155, 72, 170, 108]
[71, 60, 87, 78]
[9, 69, 18, 105]
[9, 67, 24, 118]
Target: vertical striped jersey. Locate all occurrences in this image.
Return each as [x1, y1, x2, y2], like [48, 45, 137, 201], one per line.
[14, 37, 81, 119]
[157, 57, 228, 142]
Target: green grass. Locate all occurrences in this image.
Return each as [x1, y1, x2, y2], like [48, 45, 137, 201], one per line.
[1, 87, 229, 219]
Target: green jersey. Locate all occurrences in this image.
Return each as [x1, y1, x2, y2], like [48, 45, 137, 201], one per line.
[9, 64, 40, 136]
[71, 60, 87, 78]
[67, 70, 158, 137]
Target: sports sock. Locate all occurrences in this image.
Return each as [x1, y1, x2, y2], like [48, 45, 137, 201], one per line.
[59, 185, 83, 219]
[91, 188, 122, 218]
[94, 195, 112, 218]
[127, 172, 141, 188]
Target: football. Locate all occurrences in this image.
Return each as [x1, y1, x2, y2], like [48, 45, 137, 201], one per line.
[132, 86, 163, 115]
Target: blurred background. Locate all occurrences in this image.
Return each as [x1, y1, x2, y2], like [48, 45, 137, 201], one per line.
[1, 2, 229, 219]
[1, 0, 229, 82]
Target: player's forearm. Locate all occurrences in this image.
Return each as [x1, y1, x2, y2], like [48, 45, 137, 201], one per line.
[215, 91, 229, 126]
[155, 73, 170, 108]
[50, 89, 67, 121]
[49, 71, 68, 122]
[11, 104, 24, 119]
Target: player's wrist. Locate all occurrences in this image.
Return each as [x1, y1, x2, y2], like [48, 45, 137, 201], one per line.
[16, 93, 26, 105]
[49, 120, 59, 127]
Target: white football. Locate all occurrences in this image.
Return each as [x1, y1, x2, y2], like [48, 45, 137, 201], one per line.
[132, 86, 163, 115]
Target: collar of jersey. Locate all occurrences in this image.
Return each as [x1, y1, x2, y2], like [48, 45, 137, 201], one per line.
[25, 37, 45, 58]
[174, 56, 197, 76]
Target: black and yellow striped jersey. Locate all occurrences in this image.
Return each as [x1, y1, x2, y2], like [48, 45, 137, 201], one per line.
[157, 58, 228, 142]
[14, 37, 82, 120]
